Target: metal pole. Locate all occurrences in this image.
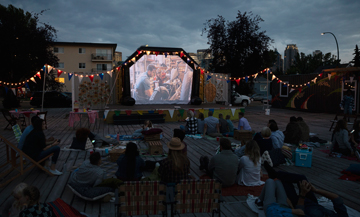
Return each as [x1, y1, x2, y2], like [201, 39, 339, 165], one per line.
[267, 68, 269, 109]
[322, 32, 339, 64]
[105, 70, 120, 108]
[41, 65, 47, 112]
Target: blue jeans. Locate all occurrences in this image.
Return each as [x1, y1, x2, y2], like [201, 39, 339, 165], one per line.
[132, 129, 144, 137]
[37, 146, 60, 164]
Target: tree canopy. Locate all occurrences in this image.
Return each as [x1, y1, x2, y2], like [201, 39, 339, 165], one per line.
[0, 4, 58, 86]
[352, 45, 360, 67]
[286, 52, 339, 75]
[202, 11, 274, 78]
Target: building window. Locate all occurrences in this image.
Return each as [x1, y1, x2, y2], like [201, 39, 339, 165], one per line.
[79, 63, 86, 68]
[54, 47, 64, 53]
[97, 64, 111, 71]
[260, 84, 267, 92]
[79, 48, 86, 54]
[280, 83, 288, 97]
[55, 62, 64, 69]
[55, 78, 65, 83]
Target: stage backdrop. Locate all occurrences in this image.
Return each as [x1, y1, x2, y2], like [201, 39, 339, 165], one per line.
[130, 54, 193, 105]
[202, 73, 229, 104]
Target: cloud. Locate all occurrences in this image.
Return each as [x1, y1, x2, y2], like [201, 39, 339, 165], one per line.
[2, 0, 360, 63]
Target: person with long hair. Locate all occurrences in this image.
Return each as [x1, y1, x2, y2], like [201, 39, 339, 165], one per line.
[116, 142, 145, 181]
[331, 119, 354, 156]
[197, 113, 205, 134]
[158, 138, 190, 183]
[22, 118, 62, 175]
[18, 186, 54, 216]
[236, 140, 264, 186]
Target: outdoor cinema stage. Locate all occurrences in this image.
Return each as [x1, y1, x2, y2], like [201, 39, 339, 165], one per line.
[104, 103, 245, 124]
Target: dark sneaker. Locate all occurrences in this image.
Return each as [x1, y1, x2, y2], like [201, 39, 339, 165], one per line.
[255, 198, 263, 210]
[199, 156, 209, 170]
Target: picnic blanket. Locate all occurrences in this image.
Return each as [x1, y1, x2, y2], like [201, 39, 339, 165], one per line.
[319, 149, 360, 162]
[108, 134, 143, 141]
[199, 174, 268, 196]
[339, 170, 360, 181]
[185, 134, 203, 139]
[246, 195, 360, 217]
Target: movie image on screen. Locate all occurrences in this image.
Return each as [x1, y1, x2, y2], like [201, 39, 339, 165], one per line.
[130, 55, 193, 105]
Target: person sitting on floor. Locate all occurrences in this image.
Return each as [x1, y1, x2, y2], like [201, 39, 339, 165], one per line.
[263, 162, 349, 217]
[158, 137, 190, 183]
[1, 183, 28, 217]
[22, 118, 62, 176]
[203, 111, 221, 137]
[201, 138, 238, 187]
[197, 113, 205, 134]
[268, 120, 285, 149]
[174, 129, 188, 156]
[132, 120, 153, 138]
[236, 140, 264, 186]
[218, 113, 229, 135]
[284, 116, 302, 144]
[70, 128, 118, 149]
[237, 112, 252, 131]
[297, 117, 310, 142]
[18, 116, 55, 150]
[225, 115, 235, 137]
[331, 119, 355, 156]
[180, 110, 197, 134]
[115, 142, 145, 181]
[253, 127, 273, 155]
[18, 186, 54, 217]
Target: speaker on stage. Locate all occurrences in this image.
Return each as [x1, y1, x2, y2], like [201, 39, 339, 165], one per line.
[191, 97, 202, 105]
[121, 96, 136, 106]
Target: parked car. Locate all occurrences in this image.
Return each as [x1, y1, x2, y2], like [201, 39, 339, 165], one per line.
[232, 92, 251, 106]
[30, 91, 72, 107]
[250, 93, 267, 101]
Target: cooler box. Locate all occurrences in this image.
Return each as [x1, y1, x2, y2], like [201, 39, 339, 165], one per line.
[295, 148, 312, 168]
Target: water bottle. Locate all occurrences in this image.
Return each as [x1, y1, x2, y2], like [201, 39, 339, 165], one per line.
[116, 133, 119, 141]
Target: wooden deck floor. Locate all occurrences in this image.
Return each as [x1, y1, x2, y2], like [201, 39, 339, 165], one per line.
[0, 103, 359, 217]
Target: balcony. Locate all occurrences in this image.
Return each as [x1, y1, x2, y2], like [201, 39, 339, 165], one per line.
[91, 54, 112, 61]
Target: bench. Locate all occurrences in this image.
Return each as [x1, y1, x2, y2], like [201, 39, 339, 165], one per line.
[0, 135, 54, 188]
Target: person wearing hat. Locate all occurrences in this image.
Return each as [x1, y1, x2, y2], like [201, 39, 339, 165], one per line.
[158, 137, 190, 183]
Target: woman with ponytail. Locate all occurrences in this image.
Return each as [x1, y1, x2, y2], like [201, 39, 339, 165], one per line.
[19, 186, 54, 216]
[115, 142, 145, 181]
[236, 140, 265, 186]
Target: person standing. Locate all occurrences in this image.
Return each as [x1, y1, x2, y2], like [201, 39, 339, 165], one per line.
[134, 65, 156, 102]
[237, 112, 251, 131]
[340, 89, 354, 121]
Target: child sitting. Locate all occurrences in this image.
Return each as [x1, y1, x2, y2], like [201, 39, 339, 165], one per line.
[132, 120, 153, 138]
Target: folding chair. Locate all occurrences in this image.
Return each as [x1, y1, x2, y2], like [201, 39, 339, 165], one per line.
[1, 109, 25, 130]
[0, 135, 54, 188]
[173, 179, 222, 217]
[37, 111, 48, 129]
[115, 181, 167, 217]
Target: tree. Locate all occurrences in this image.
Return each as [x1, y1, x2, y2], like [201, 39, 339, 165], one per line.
[0, 4, 58, 88]
[352, 45, 360, 67]
[202, 11, 274, 78]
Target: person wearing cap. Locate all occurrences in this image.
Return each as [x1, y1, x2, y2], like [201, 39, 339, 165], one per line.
[22, 118, 62, 175]
[158, 137, 190, 183]
[207, 138, 238, 187]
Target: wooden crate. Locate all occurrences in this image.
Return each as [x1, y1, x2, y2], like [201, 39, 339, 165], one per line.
[144, 133, 161, 141]
[234, 130, 253, 145]
[109, 148, 126, 162]
[148, 141, 163, 155]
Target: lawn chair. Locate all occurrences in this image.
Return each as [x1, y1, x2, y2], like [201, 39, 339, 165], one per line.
[1, 109, 25, 130]
[0, 135, 54, 188]
[173, 179, 222, 217]
[37, 111, 48, 129]
[115, 181, 167, 217]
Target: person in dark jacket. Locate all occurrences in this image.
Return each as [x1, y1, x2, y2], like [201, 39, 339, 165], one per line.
[283, 116, 302, 144]
[116, 142, 145, 181]
[22, 118, 62, 175]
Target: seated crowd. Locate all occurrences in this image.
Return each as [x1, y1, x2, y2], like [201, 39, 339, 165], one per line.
[6, 112, 353, 217]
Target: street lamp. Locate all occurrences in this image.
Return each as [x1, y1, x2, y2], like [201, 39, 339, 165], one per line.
[321, 32, 339, 64]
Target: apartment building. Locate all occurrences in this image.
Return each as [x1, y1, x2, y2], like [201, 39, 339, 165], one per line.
[52, 42, 118, 92]
[284, 44, 299, 73]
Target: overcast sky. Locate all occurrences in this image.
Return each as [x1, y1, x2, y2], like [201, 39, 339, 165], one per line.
[3, 0, 360, 64]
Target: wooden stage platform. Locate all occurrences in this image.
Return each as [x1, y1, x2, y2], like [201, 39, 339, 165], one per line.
[0, 103, 359, 216]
